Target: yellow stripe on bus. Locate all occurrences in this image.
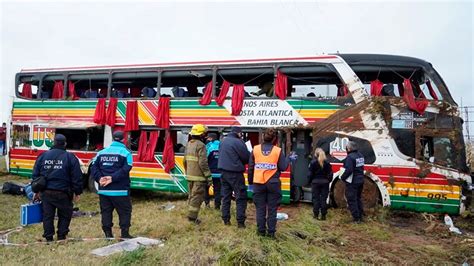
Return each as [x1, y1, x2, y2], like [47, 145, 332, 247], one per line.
[384, 182, 461, 192]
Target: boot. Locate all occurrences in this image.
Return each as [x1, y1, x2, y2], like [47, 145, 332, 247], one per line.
[237, 222, 246, 229]
[321, 214, 326, 221]
[104, 229, 114, 239]
[188, 217, 201, 225]
[121, 228, 135, 239]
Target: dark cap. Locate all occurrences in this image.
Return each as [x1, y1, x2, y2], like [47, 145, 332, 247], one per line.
[231, 126, 242, 134]
[113, 131, 124, 141]
[54, 134, 67, 146]
[207, 133, 218, 140]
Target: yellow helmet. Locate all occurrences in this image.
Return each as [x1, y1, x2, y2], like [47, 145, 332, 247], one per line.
[190, 124, 207, 136]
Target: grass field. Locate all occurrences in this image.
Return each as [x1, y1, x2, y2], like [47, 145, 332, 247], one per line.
[0, 174, 473, 265]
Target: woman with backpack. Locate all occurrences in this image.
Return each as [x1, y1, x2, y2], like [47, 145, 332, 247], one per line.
[308, 148, 333, 220]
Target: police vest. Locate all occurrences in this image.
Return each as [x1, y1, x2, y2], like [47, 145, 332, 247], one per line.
[253, 145, 281, 184]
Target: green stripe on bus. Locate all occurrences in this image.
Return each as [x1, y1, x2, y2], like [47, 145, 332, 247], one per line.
[390, 195, 460, 206]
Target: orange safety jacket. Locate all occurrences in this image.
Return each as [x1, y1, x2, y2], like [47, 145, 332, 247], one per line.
[253, 144, 281, 184]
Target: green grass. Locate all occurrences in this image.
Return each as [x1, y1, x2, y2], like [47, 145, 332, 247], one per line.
[0, 174, 473, 265]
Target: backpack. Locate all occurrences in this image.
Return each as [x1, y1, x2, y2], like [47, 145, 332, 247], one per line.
[2, 182, 26, 195]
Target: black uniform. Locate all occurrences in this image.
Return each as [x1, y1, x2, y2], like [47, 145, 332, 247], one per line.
[340, 150, 365, 222]
[31, 144, 83, 241]
[308, 159, 333, 219]
[248, 143, 289, 236]
[218, 132, 250, 226]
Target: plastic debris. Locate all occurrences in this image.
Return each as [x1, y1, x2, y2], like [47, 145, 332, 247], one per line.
[444, 214, 462, 235]
[91, 237, 164, 256]
[160, 202, 175, 211]
[276, 212, 288, 220]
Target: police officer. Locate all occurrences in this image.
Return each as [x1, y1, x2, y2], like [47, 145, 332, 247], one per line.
[340, 141, 365, 223]
[183, 124, 211, 224]
[91, 131, 134, 239]
[204, 133, 222, 210]
[218, 126, 250, 228]
[32, 134, 83, 242]
[248, 128, 295, 238]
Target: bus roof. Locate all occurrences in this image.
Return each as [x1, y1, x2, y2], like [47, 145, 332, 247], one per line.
[18, 54, 434, 73]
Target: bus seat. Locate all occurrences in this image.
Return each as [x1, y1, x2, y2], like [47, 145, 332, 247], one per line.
[382, 84, 395, 96]
[142, 87, 157, 98]
[40, 91, 50, 99]
[85, 90, 98, 98]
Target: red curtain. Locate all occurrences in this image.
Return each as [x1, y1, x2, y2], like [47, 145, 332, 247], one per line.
[68, 81, 78, 100]
[426, 80, 439, 101]
[215, 80, 231, 106]
[21, 83, 33, 98]
[130, 87, 141, 97]
[106, 97, 118, 127]
[162, 131, 175, 173]
[199, 81, 213, 105]
[403, 79, 428, 115]
[52, 81, 64, 99]
[144, 131, 159, 162]
[231, 84, 245, 116]
[137, 131, 148, 161]
[124, 100, 139, 131]
[370, 80, 384, 96]
[155, 97, 170, 129]
[274, 70, 288, 100]
[93, 98, 107, 125]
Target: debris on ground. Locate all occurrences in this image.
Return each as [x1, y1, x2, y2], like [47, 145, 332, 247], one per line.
[91, 237, 164, 256]
[444, 214, 462, 235]
[159, 202, 175, 211]
[276, 212, 288, 220]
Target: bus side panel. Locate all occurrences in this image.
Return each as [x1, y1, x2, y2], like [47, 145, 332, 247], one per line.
[372, 166, 461, 214]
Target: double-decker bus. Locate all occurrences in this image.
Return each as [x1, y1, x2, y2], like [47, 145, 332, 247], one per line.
[7, 54, 472, 214]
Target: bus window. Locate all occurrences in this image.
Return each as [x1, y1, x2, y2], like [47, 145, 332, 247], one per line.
[17, 82, 39, 99]
[55, 127, 104, 151]
[160, 70, 212, 98]
[420, 136, 454, 168]
[291, 84, 338, 98]
[11, 125, 30, 148]
[216, 67, 274, 98]
[111, 71, 158, 99]
[68, 73, 109, 99]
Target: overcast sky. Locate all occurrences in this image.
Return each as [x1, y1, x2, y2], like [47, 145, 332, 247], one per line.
[1, 1, 473, 130]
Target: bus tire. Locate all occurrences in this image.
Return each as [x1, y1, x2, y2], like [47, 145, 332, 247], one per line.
[331, 176, 381, 209]
[292, 186, 303, 202]
[88, 174, 98, 193]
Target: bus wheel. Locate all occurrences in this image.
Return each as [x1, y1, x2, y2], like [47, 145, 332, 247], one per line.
[331, 176, 381, 209]
[88, 174, 98, 193]
[292, 186, 303, 202]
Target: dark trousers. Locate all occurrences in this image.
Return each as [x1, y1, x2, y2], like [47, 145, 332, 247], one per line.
[253, 180, 281, 234]
[221, 171, 247, 224]
[311, 182, 329, 217]
[41, 190, 73, 240]
[345, 182, 364, 221]
[99, 195, 132, 232]
[204, 177, 222, 208]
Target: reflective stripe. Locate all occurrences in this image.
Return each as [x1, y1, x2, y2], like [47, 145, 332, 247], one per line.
[97, 190, 128, 196]
[253, 145, 281, 184]
[186, 174, 207, 181]
[185, 156, 199, 162]
[211, 173, 221, 178]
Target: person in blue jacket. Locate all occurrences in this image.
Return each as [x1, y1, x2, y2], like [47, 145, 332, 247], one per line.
[218, 126, 250, 228]
[32, 134, 83, 242]
[204, 133, 222, 209]
[340, 141, 365, 223]
[91, 131, 134, 239]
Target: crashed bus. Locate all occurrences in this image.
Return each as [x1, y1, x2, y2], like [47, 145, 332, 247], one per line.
[8, 54, 472, 214]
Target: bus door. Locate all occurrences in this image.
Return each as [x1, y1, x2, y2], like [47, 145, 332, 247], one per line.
[291, 129, 313, 202]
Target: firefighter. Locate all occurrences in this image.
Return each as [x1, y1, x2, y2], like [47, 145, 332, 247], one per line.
[248, 128, 296, 238]
[32, 134, 83, 242]
[218, 126, 250, 228]
[183, 124, 212, 224]
[340, 141, 365, 223]
[204, 133, 222, 210]
[91, 131, 134, 239]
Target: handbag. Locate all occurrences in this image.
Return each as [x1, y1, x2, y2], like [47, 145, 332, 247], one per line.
[31, 151, 66, 193]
